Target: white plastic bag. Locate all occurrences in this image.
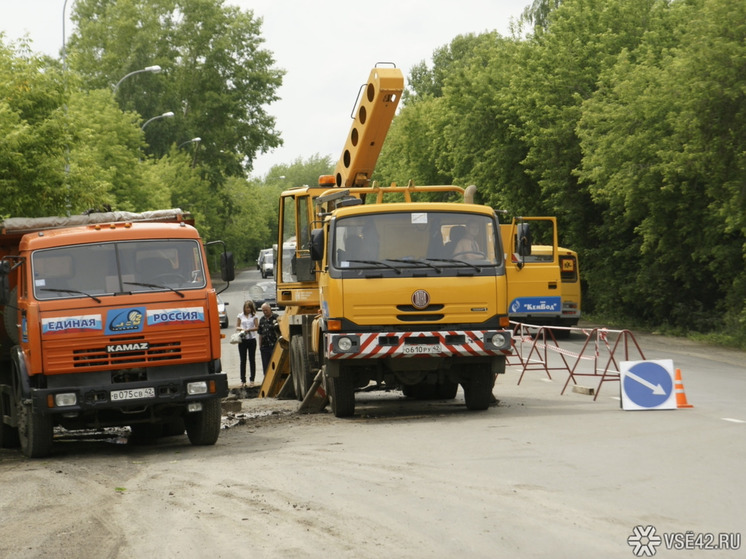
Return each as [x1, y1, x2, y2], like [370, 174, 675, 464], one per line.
[229, 332, 243, 344]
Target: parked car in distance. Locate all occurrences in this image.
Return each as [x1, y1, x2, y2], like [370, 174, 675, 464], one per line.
[249, 281, 277, 310]
[217, 295, 229, 328]
[257, 248, 274, 278]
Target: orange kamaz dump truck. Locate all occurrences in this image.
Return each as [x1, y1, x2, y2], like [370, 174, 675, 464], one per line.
[0, 209, 234, 457]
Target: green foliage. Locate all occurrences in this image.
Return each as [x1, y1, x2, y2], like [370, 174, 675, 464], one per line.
[67, 0, 284, 181]
[376, 0, 746, 346]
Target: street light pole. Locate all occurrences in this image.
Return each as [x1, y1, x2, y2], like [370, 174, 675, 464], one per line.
[141, 111, 175, 130]
[177, 137, 201, 149]
[113, 65, 162, 92]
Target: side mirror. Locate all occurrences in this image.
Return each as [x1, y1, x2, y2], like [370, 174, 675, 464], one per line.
[516, 223, 532, 257]
[220, 251, 235, 282]
[310, 229, 325, 261]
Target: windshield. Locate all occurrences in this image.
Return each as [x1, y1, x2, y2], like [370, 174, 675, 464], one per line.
[32, 239, 207, 301]
[332, 211, 501, 270]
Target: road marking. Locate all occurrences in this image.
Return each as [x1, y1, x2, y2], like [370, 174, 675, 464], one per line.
[722, 418, 745, 424]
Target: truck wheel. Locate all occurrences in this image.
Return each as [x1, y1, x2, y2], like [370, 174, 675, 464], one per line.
[16, 388, 53, 458]
[185, 399, 221, 446]
[289, 337, 312, 402]
[328, 370, 355, 418]
[463, 368, 495, 411]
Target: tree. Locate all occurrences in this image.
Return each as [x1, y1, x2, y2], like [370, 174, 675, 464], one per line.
[577, 0, 746, 333]
[66, 0, 284, 182]
[0, 39, 148, 216]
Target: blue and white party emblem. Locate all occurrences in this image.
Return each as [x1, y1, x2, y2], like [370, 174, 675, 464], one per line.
[620, 359, 676, 410]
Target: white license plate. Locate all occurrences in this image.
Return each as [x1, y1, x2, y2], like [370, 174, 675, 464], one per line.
[111, 387, 155, 401]
[402, 344, 443, 355]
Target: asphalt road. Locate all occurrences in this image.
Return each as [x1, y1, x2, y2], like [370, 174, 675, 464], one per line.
[0, 271, 743, 558]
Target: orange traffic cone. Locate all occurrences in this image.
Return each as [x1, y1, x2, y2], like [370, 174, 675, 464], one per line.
[674, 368, 693, 408]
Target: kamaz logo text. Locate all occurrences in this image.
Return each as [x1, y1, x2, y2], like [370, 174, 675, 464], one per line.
[107, 342, 149, 353]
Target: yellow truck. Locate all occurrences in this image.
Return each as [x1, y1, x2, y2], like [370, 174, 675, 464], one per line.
[267, 66, 513, 416]
[501, 217, 581, 330]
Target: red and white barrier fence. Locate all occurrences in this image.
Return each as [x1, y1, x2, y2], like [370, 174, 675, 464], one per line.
[508, 322, 647, 400]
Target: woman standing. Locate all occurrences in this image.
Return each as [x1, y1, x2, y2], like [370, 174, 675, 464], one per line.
[236, 300, 259, 387]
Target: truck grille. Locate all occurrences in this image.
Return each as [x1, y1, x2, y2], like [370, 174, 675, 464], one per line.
[73, 340, 182, 368]
[42, 329, 212, 373]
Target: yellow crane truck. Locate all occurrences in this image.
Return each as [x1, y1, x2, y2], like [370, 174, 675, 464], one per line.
[268, 65, 513, 416]
[0, 209, 234, 457]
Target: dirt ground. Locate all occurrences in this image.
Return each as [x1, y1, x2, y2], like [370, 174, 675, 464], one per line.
[1, 330, 744, 558]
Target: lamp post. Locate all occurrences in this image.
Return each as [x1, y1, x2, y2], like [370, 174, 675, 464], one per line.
[141, 111, 174, 130]
[114, 65, 162, 92]
[178, 137, 201, 149]
[62, 0, 72, 72]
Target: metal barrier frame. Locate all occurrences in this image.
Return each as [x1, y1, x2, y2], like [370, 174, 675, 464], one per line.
[509, 322, 647, 400]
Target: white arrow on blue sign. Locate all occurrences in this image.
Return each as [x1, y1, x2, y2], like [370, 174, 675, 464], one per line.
[620, 359, 677, 410]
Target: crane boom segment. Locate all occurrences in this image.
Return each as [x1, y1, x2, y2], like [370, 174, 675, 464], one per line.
[334, 66, 404, 188]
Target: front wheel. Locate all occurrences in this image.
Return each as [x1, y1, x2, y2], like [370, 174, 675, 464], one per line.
[327, 370, 355, 418]
[16, 395, 53, 458]
[462, 368, 495, 411]
[185, 399, 222, 446]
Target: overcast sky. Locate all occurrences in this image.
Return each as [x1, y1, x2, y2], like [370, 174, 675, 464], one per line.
[1, 0, 530, 178]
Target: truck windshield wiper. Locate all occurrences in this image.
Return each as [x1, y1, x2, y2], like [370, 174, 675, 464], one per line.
[384, 258, 442, 273]
[426, 258, 482, 273]
[124, 281, 185, 298]
[40, 288, 102, 303]
[345, 260, 402, 274]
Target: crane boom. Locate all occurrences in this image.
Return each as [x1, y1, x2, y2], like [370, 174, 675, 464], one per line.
[333, 65, 404, 188]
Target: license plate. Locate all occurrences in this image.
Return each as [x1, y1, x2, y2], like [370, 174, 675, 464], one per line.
[111, 387, 155, 401]
[402, 344, 443, 355]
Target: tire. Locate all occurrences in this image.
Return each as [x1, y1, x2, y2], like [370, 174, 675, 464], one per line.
[289, 337, 312, 402]
[328, 370, 355, 418]
[16, 377, 53, 458]
[185, 398, 222, 446]
[462, 367, 495, 411]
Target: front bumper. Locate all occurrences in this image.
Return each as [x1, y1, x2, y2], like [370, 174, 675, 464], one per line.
[327, 329, 512, 360]
[29, 373, 228, 416]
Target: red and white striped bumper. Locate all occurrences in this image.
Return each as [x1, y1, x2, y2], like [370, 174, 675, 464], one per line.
[327, 330, 512, 360]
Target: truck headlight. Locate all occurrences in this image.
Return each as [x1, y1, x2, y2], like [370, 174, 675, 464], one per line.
[337, 336, 353, 352]
[54, 393, 77, 407]
[491, 333, 507, 347]
[187, 381, 207, 395]
[484, 332, 510, 350]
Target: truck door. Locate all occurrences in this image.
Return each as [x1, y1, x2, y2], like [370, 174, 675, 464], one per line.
[503, 217, 562, 321]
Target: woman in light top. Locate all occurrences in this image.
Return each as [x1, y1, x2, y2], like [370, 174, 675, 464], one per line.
[236, 300, 259, 387]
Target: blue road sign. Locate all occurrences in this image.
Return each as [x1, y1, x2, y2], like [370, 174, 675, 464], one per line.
[620, 360, 676, 410]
